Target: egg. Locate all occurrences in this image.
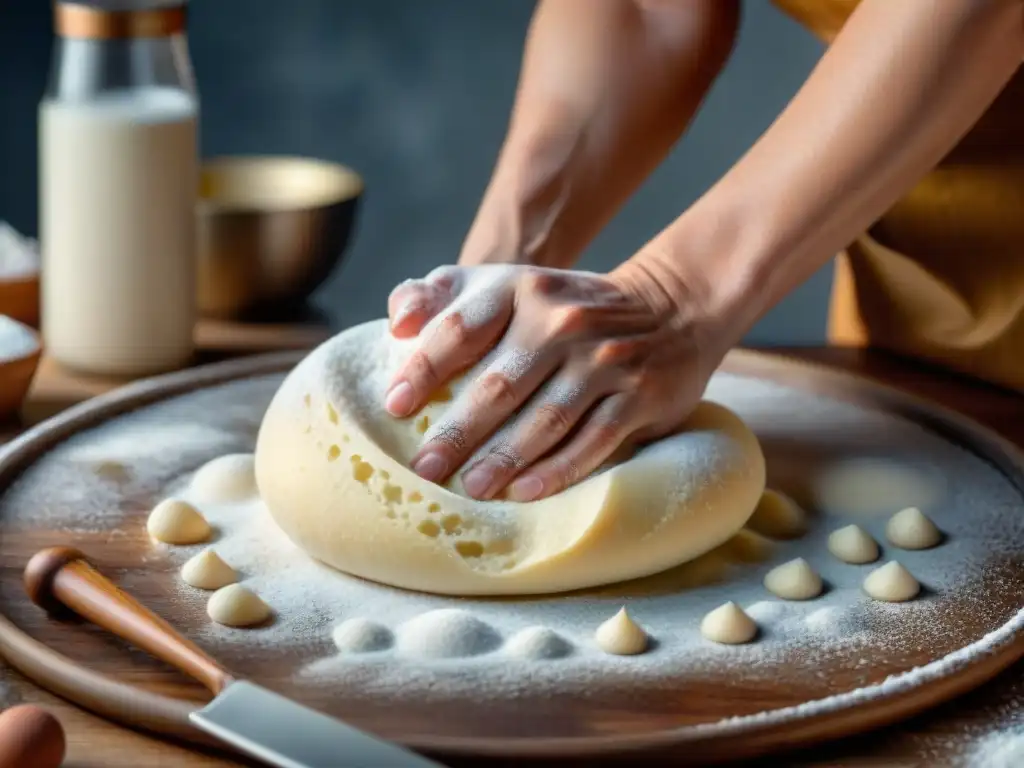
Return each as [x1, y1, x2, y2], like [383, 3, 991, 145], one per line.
[0, 705, 66, 768]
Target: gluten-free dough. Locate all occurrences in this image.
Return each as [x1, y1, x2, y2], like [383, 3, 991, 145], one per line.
[147, 498, 211, 545]
[595, 607, 649, 655]
[181, 549, 237, 590]
[886, 507, 942, 550]
[763, 557, 823, 600]
[863, 561, 920, 602]
[701, 602, 758, 644]
[254, 320, 766, 596]
[207, 584, 271, 627]
[828, 524, 880, 564]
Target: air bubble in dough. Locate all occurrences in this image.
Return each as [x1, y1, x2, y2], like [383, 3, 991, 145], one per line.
[190, 453, 257, 504]
[595, 607, 649, 655]
[180, 550, 237, 590]
[332, 618, 393, 654]
[147, 499, 211, 545]
[254, 320, 766, 597]
[505, 627, 573, 660]
[746, 489, 807, 540]
[827, 524, 880, 564]
[700, 602, 758, 644]
[206, 584, 271, 627]
[886, 507, 942, 550]
[763, 557, 823, 600]
[863, 561, 920, 602]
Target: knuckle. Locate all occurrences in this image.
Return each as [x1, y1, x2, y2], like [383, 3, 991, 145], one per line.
[551, 305, 588, 338]
[430, 421, 468, 453]
[556, 456, 581, 490]
[533, 402, 574, 436]
[407, 349, 441, 389]
[474, 372, 519, 411]
[439, 310, 472, 347]
[488, 440, 526, 471]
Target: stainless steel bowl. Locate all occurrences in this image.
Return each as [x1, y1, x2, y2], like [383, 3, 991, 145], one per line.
[197, 155, 363, 319]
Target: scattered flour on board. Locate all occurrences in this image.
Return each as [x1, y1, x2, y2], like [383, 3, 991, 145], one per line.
[1, 367, 1022, 748]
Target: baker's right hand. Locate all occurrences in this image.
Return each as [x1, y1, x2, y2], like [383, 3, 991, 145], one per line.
[383, 255, 739, 502]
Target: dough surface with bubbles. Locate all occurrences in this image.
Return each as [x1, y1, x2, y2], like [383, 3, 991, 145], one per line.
[255, 320, 766, 596]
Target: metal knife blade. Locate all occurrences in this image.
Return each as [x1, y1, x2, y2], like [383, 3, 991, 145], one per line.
[189, 680, 444, 768]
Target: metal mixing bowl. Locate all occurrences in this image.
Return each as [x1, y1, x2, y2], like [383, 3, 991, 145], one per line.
[197, 155, 363, 319]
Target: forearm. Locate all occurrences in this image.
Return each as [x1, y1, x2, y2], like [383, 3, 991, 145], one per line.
[644, 0, 1024, 345]
[460, 0, 739, 269]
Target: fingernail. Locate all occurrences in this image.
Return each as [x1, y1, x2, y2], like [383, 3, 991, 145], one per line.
[385, 381, 414, 417]
[463, 463, 497, 499]
[413, 451, 448, 482]
[509, 475, 544, 502]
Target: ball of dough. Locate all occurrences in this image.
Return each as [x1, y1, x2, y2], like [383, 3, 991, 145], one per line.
[763, 557, 823, 600]
[207, 584, 271, 627]
[147, 499, 211, 544]
[701, 602, 758, 644]
[505, 627, 573, 660]
[181, 549, 237, 590]
[332, 618, 393, 654]
[886, 507, 942, 550]
[190, 453, 257, 504]
[595, 607, 649, 655]
[746, 489, 807, 540]
[863, 561, 920, 602]
[827, 524, 880, 564]
[254, 320, 766, 596]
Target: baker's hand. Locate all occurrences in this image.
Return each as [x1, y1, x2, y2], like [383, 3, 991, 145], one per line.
[384, 260, 727, 502]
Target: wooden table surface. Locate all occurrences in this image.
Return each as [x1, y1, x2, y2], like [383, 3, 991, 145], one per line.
[1, 344, 1022, 767]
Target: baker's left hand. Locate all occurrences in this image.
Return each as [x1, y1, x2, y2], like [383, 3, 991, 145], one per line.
[383, 257, 732, 502]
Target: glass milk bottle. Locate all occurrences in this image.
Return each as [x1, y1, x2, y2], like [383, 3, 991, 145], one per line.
[40, 0, 198, 376]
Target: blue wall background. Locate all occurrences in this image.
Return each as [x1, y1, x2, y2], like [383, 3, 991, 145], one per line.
[0, 1, 828, 343]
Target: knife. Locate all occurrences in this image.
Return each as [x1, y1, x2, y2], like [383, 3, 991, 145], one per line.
[24, 547, 444, 768]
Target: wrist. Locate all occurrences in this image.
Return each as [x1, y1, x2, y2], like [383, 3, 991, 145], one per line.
[615, 199, 776, 357]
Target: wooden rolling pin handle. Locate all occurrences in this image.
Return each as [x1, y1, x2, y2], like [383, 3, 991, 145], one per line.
[24, 546, 234, 696]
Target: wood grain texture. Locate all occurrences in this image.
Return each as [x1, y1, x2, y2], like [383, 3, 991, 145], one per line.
[0, 344, 1021, 766]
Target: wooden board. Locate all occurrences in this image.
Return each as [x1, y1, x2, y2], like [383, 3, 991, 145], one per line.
[0, 350, 1022, 766]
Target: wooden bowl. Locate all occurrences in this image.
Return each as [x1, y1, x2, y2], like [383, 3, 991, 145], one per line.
[196, 156, 363, 320]
[0, 274, 40, 329]
[0, 317, 42, 423]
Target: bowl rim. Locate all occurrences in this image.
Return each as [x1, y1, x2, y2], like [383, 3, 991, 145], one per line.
[197, 154, 364, 214]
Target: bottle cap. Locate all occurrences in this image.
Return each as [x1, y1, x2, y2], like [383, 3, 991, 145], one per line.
[54, 1, 186, 39]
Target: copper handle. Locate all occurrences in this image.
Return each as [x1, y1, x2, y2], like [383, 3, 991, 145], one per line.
[24, 547, 233, 695]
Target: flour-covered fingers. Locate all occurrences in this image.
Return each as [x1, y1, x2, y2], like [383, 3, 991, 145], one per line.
[506, 394, 639, 502]
[385, 304, 510, 417]
[459, 374, 601, 500]
[410, 346, 560, 486]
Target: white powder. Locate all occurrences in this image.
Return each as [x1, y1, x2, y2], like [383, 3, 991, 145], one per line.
[2, 365, 1023, 750]
[0, 222, 40, 278]
[0, 315, 38, 363]
[968, 728, 1024, 767]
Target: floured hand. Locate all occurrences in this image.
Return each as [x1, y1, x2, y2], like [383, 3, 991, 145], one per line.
[384, 261, 727, 502]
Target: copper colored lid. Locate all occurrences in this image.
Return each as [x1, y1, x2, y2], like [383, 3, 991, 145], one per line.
[54, 2, 186, 39]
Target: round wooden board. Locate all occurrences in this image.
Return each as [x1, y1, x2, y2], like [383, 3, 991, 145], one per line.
[0, 349, 1022, 767]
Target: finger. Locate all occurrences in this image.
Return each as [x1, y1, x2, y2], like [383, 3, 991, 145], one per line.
[409, 344, 560, 487]
[387, 275, 457, 338]
[384, 302, 510, 418]
[458, 373, 604, 501]
[505, 393, 639, 502]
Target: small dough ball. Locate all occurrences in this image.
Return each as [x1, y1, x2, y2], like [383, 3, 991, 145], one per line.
[147, 498, 211, 544]
[863, 561, 920, 602]
[746, 489, 808, 540]
[828, 524, 880, 564]
[190, 453, 257, 504]
[595, 607, 649, 656]
[332, 618, 393, 654]
[886, 507, 942, 550]
[701, 602, 758, 644]
[181, 549, 237, 590]
[0, 704, 66, 768]
[207, 584, 272, 627]
[763, 557, 823, 600]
